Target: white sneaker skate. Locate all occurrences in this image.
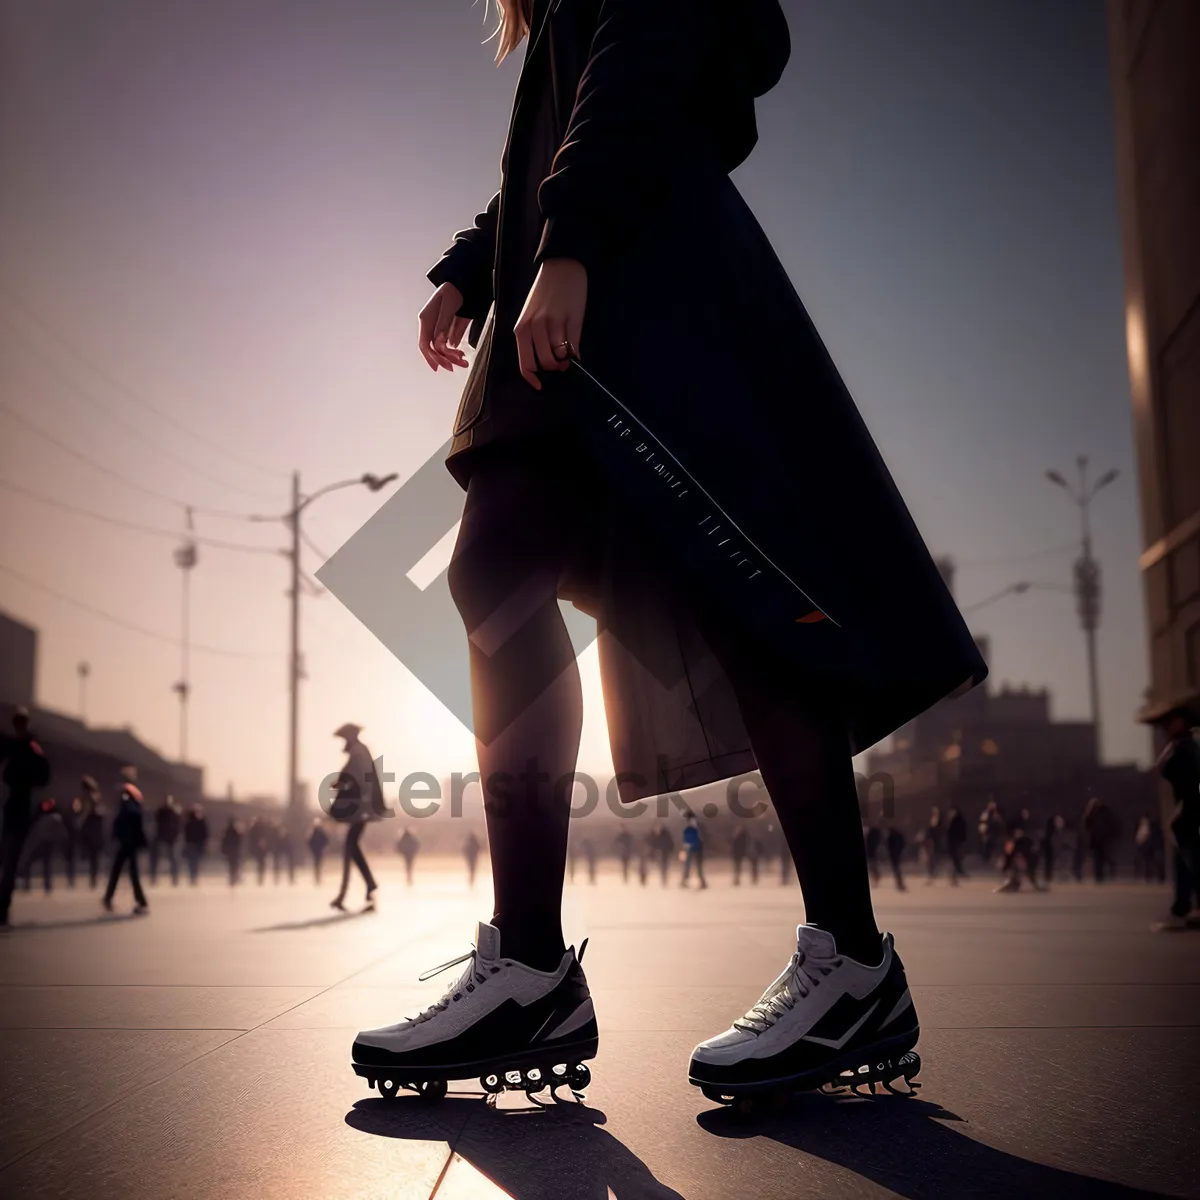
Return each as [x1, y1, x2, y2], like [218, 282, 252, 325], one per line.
[352, 921, 597, 1103]
[689, 925, 921, 1113]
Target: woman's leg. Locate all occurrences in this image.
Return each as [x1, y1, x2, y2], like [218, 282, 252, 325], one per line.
[448, 452, 582, 971]
[698, 602, 882, 966]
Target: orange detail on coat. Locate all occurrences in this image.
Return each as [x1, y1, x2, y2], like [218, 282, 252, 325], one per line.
[796, 611, 828, 624]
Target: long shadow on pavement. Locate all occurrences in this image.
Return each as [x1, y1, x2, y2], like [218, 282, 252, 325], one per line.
[347, 1095, 684, 1200]
[251, 908, 376, 933]
[0, 913, 139, 933]
[697, 1094, 1175, 1199]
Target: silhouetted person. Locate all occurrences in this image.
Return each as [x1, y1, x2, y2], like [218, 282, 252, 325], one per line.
[104, 777, 148, 914]
[0, 707, 52, 926]
[78, 776, 106, 889]
[923, 806, 944, 884]
[886, 826, 907, 891]
[247, 817, 270, 885]
[731, 826, 749, 884]
[21, 797, 67, 893]
[329, 723, 381, 910]
[978, 798, 1003, 867]
[680, 814, 707, 889]
[183, 806, 209, 884]
[307, 820, 329, 884]
[1152, 706, 1200, 930]
[614, 828, 635, 882]
[997, 821, 1043, 893]
[63, 795, 81, 887]
[150, 796, 182, 886]
[748, 834, 763, 884]
[945, 807, 967, 884]
[864, 823, 883, 885]
[396, 827, 420, 885]
[463, 832, 481, 886]
[654, 823, 674, 886]
[1082, 796, 1117, 883]
[582, 837, 598, 884]
[1041, 814, 1064, 888]
[221, 819, 243, 887]
[271, 822, 295, 885]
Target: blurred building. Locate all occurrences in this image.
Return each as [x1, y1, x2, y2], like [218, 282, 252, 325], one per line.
[1108, 1, 1200, 726]
[0, 611, 36, 710]
[0, 613, 204, 809]
[864, 659, 1154, 837]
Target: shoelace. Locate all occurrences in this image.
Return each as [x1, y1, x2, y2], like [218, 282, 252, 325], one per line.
[733, 949, 842, 1034]
[409, 946, 498, 1024]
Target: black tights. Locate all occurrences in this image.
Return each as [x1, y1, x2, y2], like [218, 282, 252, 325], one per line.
[448, 449, 880, 970]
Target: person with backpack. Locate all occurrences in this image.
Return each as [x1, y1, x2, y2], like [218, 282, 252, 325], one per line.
[103, 771, 149, 914]
[0, 707, 52, 926]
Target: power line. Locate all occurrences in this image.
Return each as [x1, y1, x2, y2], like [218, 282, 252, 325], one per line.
[1, 324, 282, 502]
[0, 479, 284, 555]
[0, 402, 259, 521]
[0, 561, 281, 659]
[301, 529, 330, 563]
[957, 541, 1077, 568]
[0, 291, 291, 484]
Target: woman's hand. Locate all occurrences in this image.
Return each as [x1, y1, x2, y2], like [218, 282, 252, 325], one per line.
[514, 257, 587, 390]
[418, 282, 471, 372]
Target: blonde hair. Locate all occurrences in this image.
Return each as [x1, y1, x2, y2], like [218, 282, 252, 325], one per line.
[487, 0, 532, 64]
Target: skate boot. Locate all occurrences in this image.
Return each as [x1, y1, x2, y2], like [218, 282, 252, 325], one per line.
[352, 921, 597, 1105]
[689, 925, 921, 1115]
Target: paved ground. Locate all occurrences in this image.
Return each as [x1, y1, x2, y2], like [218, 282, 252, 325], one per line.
[0, 862, 1197, 1199]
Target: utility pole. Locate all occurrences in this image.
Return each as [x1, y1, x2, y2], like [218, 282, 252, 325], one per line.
[288, 470, 302, 821]
[1046, 456, 1118, 761]
[259, 469, 398, 828]
[173, 511, 198, 762]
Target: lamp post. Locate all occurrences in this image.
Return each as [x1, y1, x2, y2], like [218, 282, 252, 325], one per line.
[257, 471, 398, 823]
[173, 536, 198, 762]
[1045, 455, 1118, 760]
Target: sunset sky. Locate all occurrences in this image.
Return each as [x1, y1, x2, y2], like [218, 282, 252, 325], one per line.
[0, 0, 1151, 801]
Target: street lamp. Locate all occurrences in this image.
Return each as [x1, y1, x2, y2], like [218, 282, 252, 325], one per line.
[1045, 454, 1118, 759]
[255, 471, 398, 824]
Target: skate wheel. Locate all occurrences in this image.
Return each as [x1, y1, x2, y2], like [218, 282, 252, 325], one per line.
[733, 1095, 759, 1118]
[522, 1067, 545, 1090]
[566, 1063, 591, 1090]
[414, 1079, 447, 1104]
[480, 1072, 505, 1095]
[378, 1078, 399, 1100]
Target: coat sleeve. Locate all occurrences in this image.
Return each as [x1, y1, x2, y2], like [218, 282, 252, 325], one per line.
[426, 190, 501, 321]
[535, 0, 709, 273]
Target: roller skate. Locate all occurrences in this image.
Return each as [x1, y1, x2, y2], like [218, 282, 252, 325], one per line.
[689, 925, 921, 1116]
[352, 921, 597, 1105]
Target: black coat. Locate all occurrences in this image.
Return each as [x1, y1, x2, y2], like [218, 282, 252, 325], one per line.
[427, 0, 986, 796]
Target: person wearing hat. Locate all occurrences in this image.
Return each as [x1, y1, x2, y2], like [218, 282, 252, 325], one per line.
[1150, 705, 1200, 931]
[0, 707, 52, 925]
[329, 723, 382, 911]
